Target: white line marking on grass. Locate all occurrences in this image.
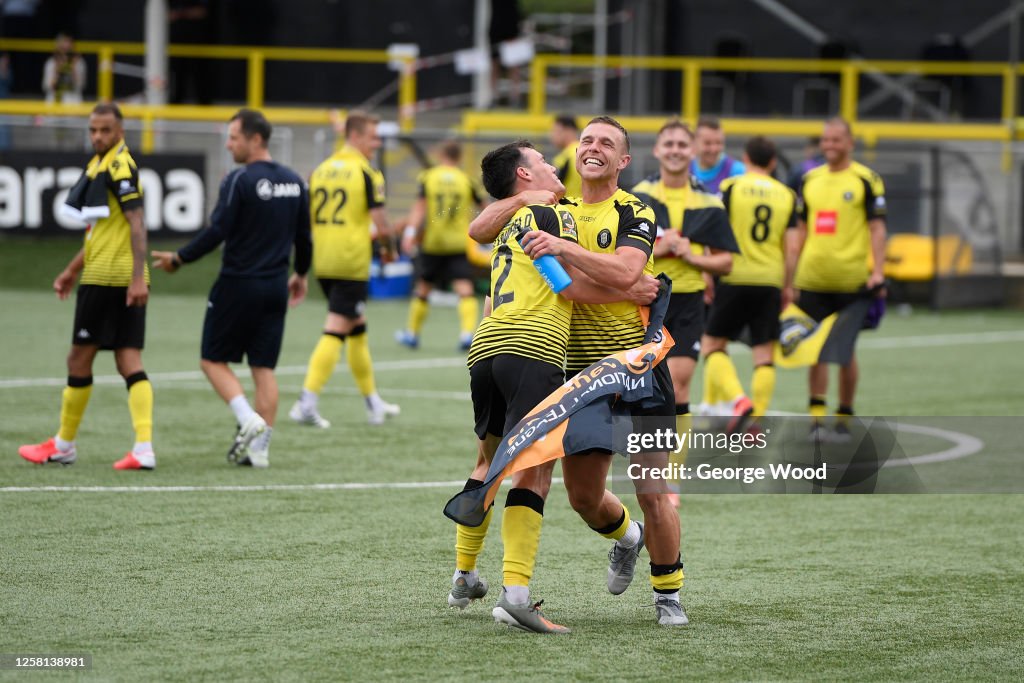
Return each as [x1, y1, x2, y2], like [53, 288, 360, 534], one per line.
[0, 356, 466, 389]
[885, 423, 984, 466]
[0, 478, 556, 494]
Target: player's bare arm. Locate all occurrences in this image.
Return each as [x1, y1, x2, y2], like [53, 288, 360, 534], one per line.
[561, 266, 659, 305]
[54, 249, 85, 301]
[520, 230, 647, 291]
[125, 206, 148, 306]
[401, 197, 427, 254]
[675, 240, 732, 277]
[150, 250, 181, 273]
[784, 220, 808, 306]
[468, 190, 557, 243]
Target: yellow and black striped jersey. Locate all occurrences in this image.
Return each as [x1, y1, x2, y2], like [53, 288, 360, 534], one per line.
[467, 204, 578, 369]
[552, 142, 582, 198]
[720, 173, 796, 288]
[632, 175, 723, 294]
[564, 189, 656, 374]
[796, 161, 886, 292]
[309, 144, 386, 281]
[80, 141, 149, 287]
[417, 164, 484, 255]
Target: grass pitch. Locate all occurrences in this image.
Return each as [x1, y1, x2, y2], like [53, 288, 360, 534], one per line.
[2, 252, 1024, 680]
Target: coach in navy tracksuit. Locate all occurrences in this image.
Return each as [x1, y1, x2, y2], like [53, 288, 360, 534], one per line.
[152, 108, 312, 468]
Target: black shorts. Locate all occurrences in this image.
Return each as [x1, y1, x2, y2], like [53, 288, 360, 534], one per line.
[706, 284, 782, 346]
[318, 278, 368, 319]
[418, 253, 472, 286]
[72, 284, 146, 350]
[665, 291, 705, 359]
[797, 289, 862, 323]
[202, 275, 287, 368]
[470, 354, 565, 440]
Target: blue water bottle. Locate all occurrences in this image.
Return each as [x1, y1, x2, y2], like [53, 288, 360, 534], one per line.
[518, 228, 572, 294]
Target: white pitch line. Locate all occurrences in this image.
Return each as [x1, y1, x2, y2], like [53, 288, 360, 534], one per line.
[0, 478, 557, 494]
[884, 422, 985, 466]
[726, 329, 1024, 355]
[0, 356, 466, 389]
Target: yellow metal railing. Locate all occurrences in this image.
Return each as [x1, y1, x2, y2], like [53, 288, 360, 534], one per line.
[518, 54, 1022, 143]
[0, 38, 416, 129]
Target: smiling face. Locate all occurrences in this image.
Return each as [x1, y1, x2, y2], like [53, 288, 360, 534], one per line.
[821, 121, 853, 167]
[519, 146, 565, 196]
[576, 122, 631, 182]
[653, 125, 694, 177]
[694, 125, 724, 169]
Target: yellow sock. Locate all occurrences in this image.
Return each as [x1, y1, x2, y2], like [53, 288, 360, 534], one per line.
[809, 397, 828, 422]
[127, 377, 154, 443]
[457, 296, 478, 336]
[502, 489, 544, 587]
[456, 506, 494, 571]
[651, 568, 684, 592]
[303, 334, 343, 394]
[751, 365, 776, 417]
[596, 504, 632, 540]
[407, 297, 429, 335]
[58, 378, 93, 442]
[346, 330, 376, 396]
[706, 351, 746, 404]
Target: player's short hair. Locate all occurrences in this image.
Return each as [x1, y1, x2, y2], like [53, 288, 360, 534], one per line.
[657, 118, 693, 140]
[745, 136, 777, 168]
[824, 116, 853, 138]
[345, 110, 380, 138]
[439, 139, 462, 162]
[554, 113, 578, 131]
[585, 115, 630, 153]
[230, 108, 272, 145]
[481, 140, 534, 200]
[91, 102, 123, 121]
[695, 116, 722, 132]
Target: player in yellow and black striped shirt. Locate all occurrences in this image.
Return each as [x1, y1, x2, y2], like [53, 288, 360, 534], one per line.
[291, 110, 399, 430]
[396, 140, 486, 350]
[520, 116, 687, 627]
[702, 136, 797, 423]
[454, 138, 661, 633]
[18, 103, 156, 471]
[631, 120, 733, 424]
[786, 117, 887, 434]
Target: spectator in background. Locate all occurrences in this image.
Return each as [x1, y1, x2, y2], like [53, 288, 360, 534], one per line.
[690, 116, 745, 196]
[488, 0, 524, 107]
[549, 114, 582, 198]
[169, 0, 215, 104]
[42, 33, 85, 104]
[787, 136, 825, 191]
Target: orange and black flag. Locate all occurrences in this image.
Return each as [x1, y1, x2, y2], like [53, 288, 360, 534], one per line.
[444, 275, 675, 528]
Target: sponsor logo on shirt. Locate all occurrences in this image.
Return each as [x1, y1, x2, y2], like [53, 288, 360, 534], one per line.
[814, 210, 837, 235]
[256, 178, 302, 200]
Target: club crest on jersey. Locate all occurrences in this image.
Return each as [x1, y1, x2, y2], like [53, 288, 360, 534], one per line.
[558, 210, 577, 238]
[843, 191, 854, 201]
[597, 228, 613, 249]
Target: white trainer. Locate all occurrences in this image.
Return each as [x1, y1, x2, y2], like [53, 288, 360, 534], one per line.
[227, 414, 267, 464]
[289, 401, 331, 429]
[366, 399, 400, 425]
